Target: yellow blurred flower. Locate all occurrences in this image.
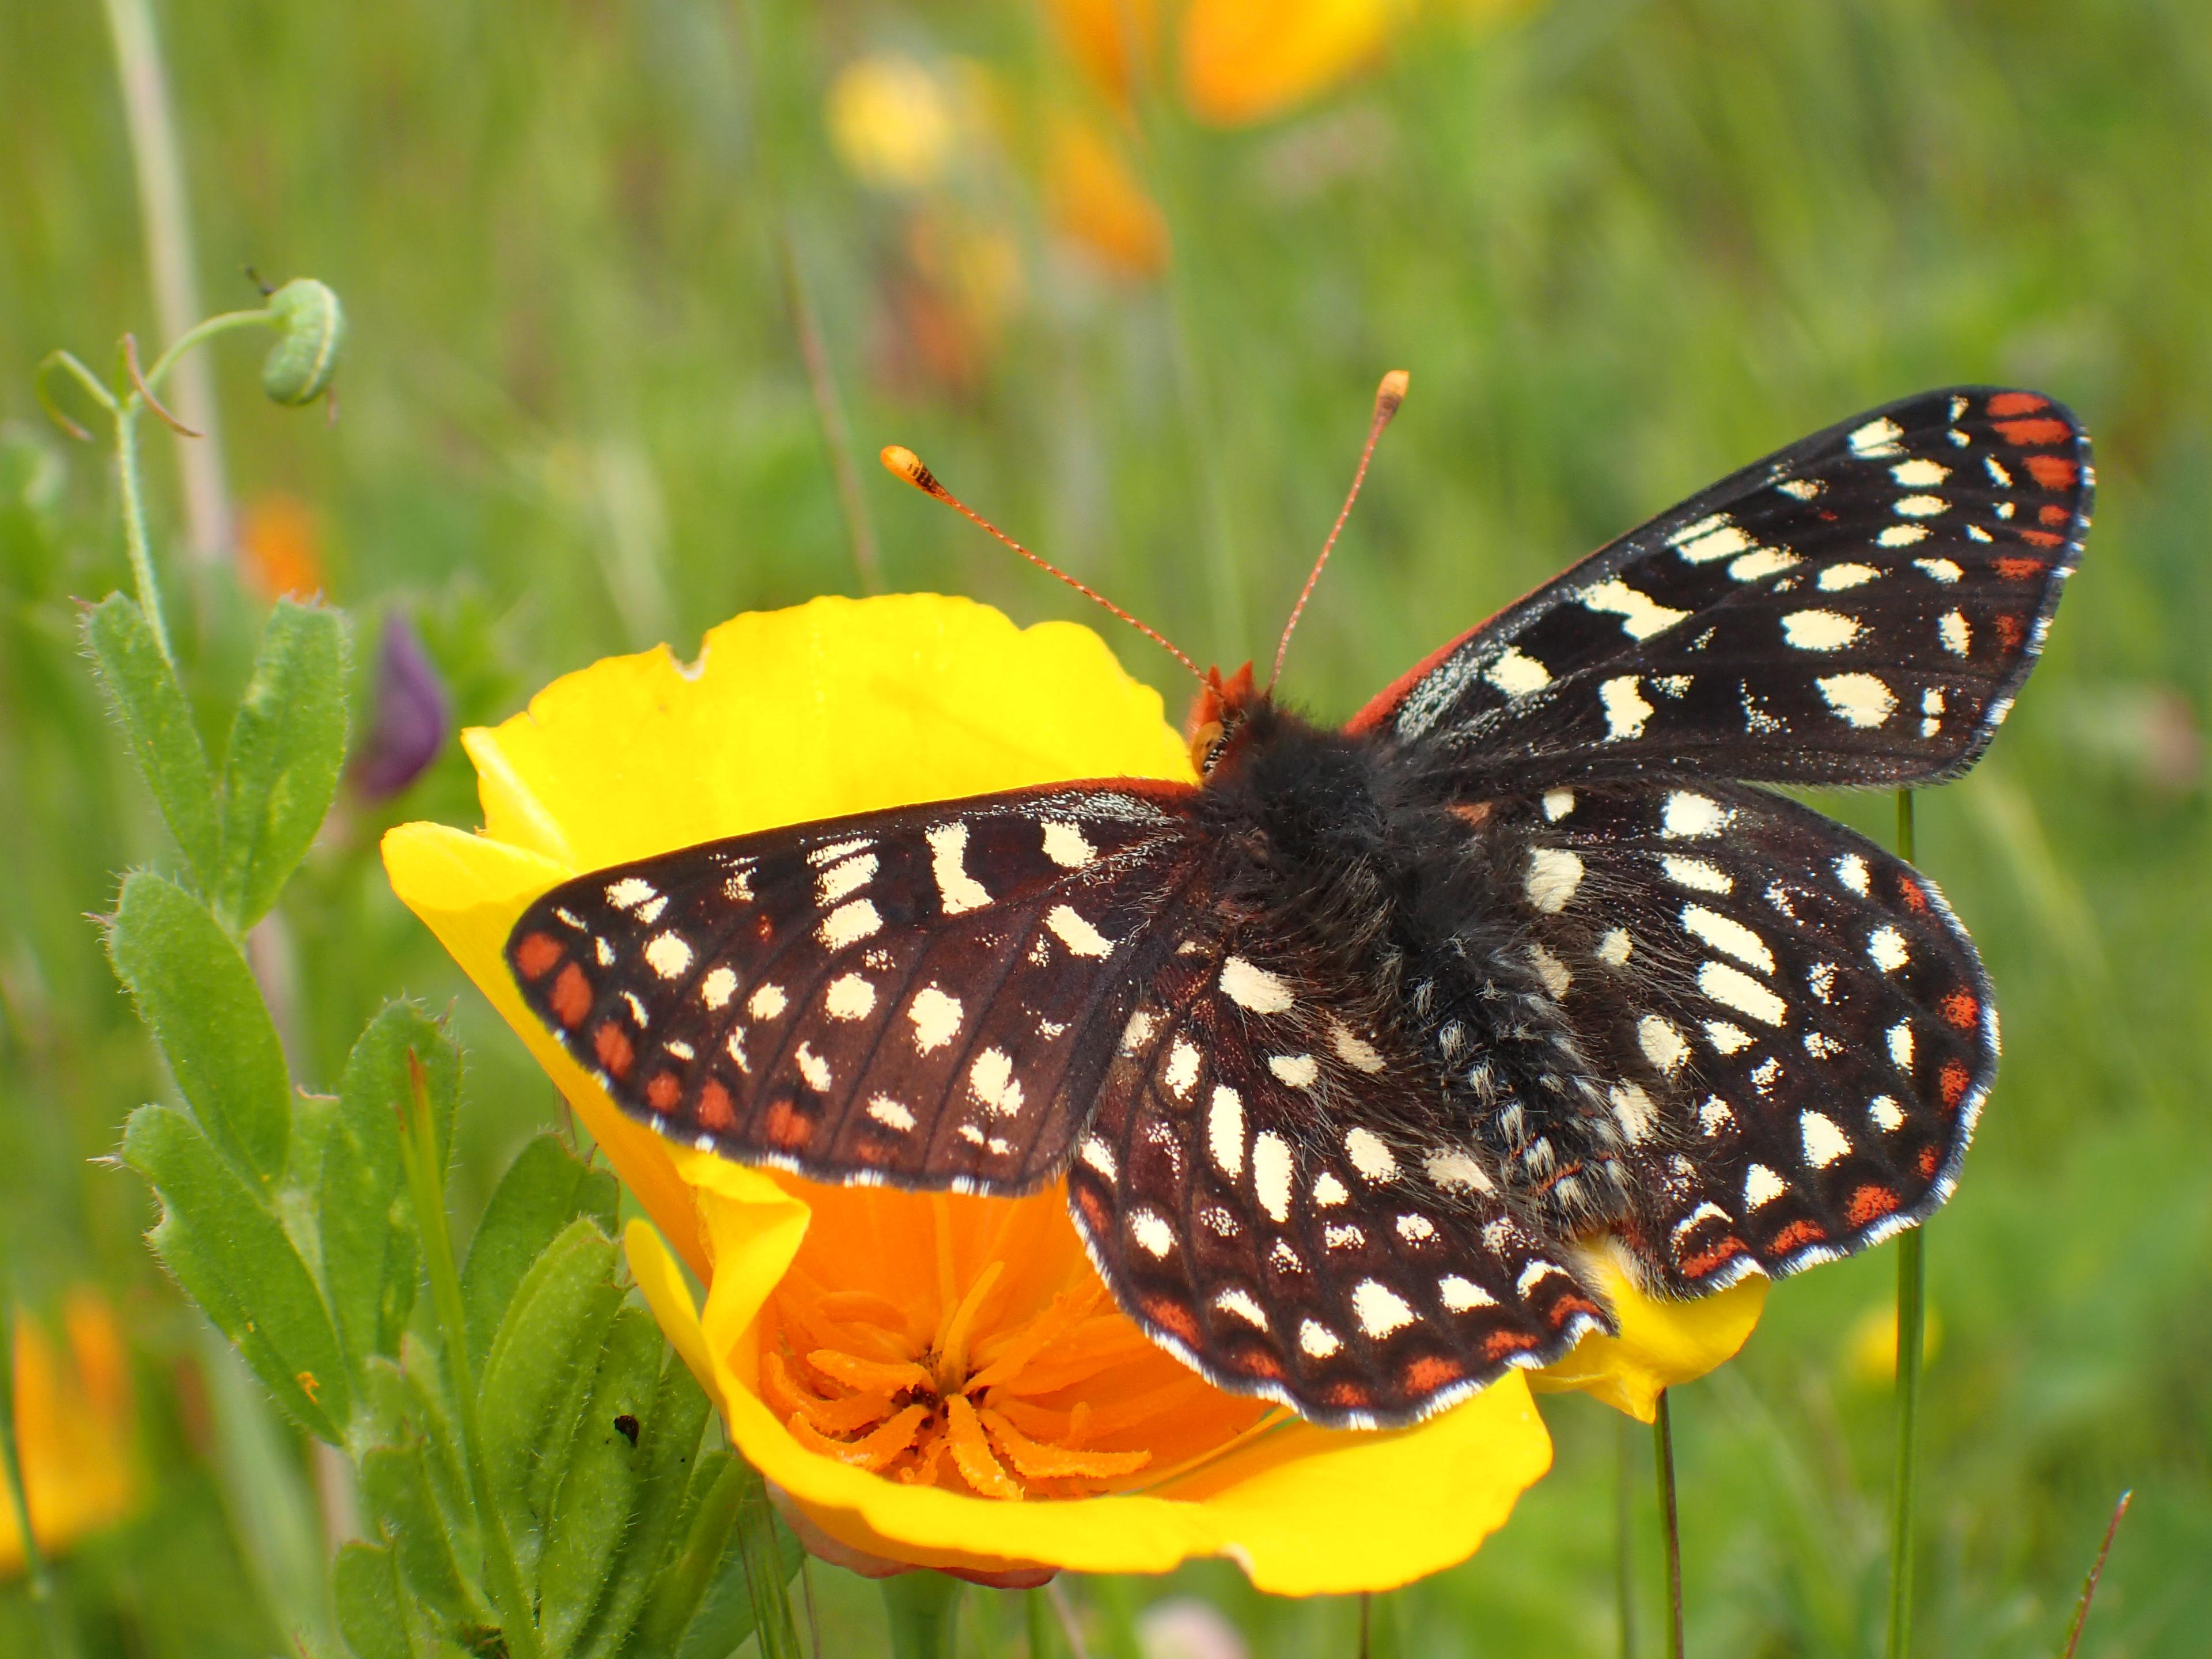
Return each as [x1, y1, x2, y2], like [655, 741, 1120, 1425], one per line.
[0, 1290, 139, 1575]
[238, 492, 325, 601]
[384, 593, 1759, 1588]
[828, 55, 964, 191]
[1844, 1296, 1942, 1388]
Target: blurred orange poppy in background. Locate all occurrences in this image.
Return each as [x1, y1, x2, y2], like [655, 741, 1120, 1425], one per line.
[385, 595, 1762, 1588]
[0, 1291, 139, 1576]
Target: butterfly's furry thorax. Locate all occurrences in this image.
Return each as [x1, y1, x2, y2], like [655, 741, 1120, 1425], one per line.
[1198, 697, 1637, 1232]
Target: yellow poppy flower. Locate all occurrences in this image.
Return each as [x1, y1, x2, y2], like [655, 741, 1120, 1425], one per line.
[0, 1290, 139, 1575]
[383, 593, 1759, 1587]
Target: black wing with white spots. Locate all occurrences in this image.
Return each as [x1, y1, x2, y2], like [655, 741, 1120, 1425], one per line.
[1063, 923, 1610, 1428]
[1500, 780, 1994, 1293]
[507, 784, 1203, 1194]
[1354, 388, 2091, 787]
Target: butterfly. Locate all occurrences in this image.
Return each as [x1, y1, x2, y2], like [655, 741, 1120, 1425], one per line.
[507, 385, 2089, 1429]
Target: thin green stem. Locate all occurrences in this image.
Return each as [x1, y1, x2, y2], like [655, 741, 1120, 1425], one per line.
[2058, 1489, 2132, 1659]
[112, 404, 175, 664]
[140, 309, 275, 397]
[1618, 1411, 1638, 1659]
[101, 0, 233, 563]
[1027, 1586, 1054, 1658]
[1886, 788, 1923, 1659]
[1653, 1391, 1683, 1659]
[398, 1056, 544, 1659]
[881, 1571, 963, 1659]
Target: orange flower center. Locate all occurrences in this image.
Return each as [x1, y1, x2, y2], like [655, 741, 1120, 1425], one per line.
[757, 1187, 1272, 1499]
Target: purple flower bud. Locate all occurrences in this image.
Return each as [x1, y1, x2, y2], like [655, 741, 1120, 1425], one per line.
[354, 610, 450, 800]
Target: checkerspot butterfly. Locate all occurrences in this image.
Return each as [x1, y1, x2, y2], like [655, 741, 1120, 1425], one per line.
[509, 385, 2089, 1427]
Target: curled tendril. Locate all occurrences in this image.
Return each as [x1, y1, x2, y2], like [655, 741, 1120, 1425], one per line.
[260, 279, 345, 406]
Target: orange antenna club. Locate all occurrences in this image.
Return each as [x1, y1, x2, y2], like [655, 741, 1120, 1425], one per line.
[1269, 368, 1409, 691]
[878, 444, 1205, 683]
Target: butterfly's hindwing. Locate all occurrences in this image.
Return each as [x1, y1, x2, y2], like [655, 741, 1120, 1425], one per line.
[1505, 781, 1994, 1290]
[1358, 388, 2090, 787]
[507, 785, 1202, 1193]
[1063, 932, 1611, 1428]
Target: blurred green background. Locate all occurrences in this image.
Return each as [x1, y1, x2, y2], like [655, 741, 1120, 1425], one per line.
[3, 0, 2209, 1653]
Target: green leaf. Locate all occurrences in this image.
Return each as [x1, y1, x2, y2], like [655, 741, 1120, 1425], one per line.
[572, 1347, 714, 1659]
[333, 1541, 410, 1659]
[359, 1444, 488, 1633]
[476, 1217, 622, 1584]
[107, 871, 290, 1181]
[82, 593, 222, 886]
[537, 1308, 664, 1657]
[461, 1133, 613, 1373]
[215, 597, 350, 930]
[625, 1452, 746, 1658]
[679, 1479, 805, 1659]
[324, 1003, 460, 1385]
[126, 1104, 347, 1440]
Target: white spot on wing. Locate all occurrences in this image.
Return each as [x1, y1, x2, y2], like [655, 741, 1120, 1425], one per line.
[794, 1043, 832, 1092]
[1703, 1021, 1753, 1055]
[1938, 609, 1971, 656]
[1215, 1288, 1268, 1329]
[1487, 646, 1552, 695]
[968, 1048, 1024, 1118]
[1440, 1275, 1497, 1312]
[1130, 1209, 1174, 1258]
[1849, 415, 1905, 457]
[1878, 524, 1930, 547]
[908, 986, 964, 1053]
[1600, 675, 1654, 740]
[1895, 494, 1948, 518]
[1801, 1112, 1851, 1168]
[1079, 1135, 1116, 1179]
[1253, 1131, 1293, 1222]
[1681, 904, 1775, 974]
[1353, 1281, 1417, 1338]
[1046, 904, 1113, 958]
[1582, 578, 1690, 640]
[1888, 1021, 1915, 1072]
[1817, 672, 1897, 728]
[1637, 1016, 1690, 1075]
[926, 823, 992, 915]
[1866, 925, 1910, 972]
[818, 899, 882, 949]
[1662, 855, 1733, 894]
[1730, 548, 1801, 581]
[815, 852, 877, 906]
[1869, 1094, 1906, 1132]
[1783, 609, 1864, 651]
[1835, 853, 1871, 895]
[1542, 788, 1577, 820]
[748, 983, 787, 1020]
[1525, 847, 1585, 912]
[1597, 928, 1633, 966]
[1327, 1019, 1385, 1073]
[1819, 562, 1881, 590]
[1528, 943, 1571, 997]
[604, 877, 656, 911]
[1344, 1127, 1399, 1183]
[1744, 1162, 1788, 1209]
[1661, 791, 1730, 838]
[1165, 1039, 1200, 1098]
[1892, 459, 1950, 486]
[1268, 1054, 1319, 1088]
[1220, 956, 1296, 1014]
[1040, 820, 1095, 869]
[1298, 1320, 1342, 1359]
[824, 973, 876, 1020]
[1699, 960, 1787, 1026]
[1312, 1172, 1350, 1207]
[1425, 1149, 1494, 1194]
[700, 967, 738, 1010]
[1914, 556, 1963, 582]
[870, 1096, 916, 1132]
[1397, 1214, 1437, 1244]
[1610, 1081, 1658, 1141]
[1208, 1086, 1245, 1179]
[1674, 521, 1755, 562]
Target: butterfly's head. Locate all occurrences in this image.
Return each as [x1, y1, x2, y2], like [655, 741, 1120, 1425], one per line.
[1186, 661, 1260, 774]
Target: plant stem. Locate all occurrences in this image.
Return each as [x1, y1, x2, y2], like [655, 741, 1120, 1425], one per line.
[100, 0, 233, 564]
[2058, 1489, 2133, 1659]
[881, 1571, 963, 1659]
[112, 403, 175, 664]
[1653, 1391, 1683, 1659]
[399, 1057, 544, 1659]
[1027, 1586, 1054, 1657]
[141, 308, 275, 396]
[1618, 1411, 1638, 1659]
[1886, 788, 1923, 1659]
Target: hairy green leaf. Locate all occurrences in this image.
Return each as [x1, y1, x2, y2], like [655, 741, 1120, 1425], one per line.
[332, 1541, 410, 1659]
[460, 1132, 611, 1372]
[82, 593, 222, 886]
[126, 1104, 347, 1440]
[572, 1348, 714, 1659]
[360, 1443, 486, 1633]
[537, 1308, 664, 1657]
[215, 597, 350, 930]
[107, 871, 290, 1181]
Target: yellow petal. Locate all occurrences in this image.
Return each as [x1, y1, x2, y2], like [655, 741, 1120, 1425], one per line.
[1179, 0, 1414, 127]
[1529, 1240, 1768, 1422]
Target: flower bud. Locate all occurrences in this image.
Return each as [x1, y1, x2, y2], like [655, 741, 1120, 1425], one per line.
[260, 279, 345, 406]
[353, 610, 449, 800]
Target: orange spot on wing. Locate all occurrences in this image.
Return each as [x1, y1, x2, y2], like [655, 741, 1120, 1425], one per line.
[696, 1080, 737, 1132]
[594, 1020, 635, 1080]
[1447, 801, 1496, 830]
[1141, 1294, 1201, 1346]
[513, 931, 565, 980]
[1916, 1145, 1941, 1178]
[1324, 1381, 1372, 1411]
[551, 963, 593, 1028]
[2017, 528, 2065, 549]
[1072, 1181, 1112, 1239]
[1940, 990, 1979, 1030]
[1985, 392, 2048, 417]
[1995, 615, 2025, 650]
[2039, 505, 2071, 527]
[764, 1093, 812, 1149]
[1547, 1294, 1604, 1328]
[1995, 417, 2071, 446]
[1236, 1349, 1285, 1381]
[1403, 1355, 1464, 1393]
[1678, 1237, 1744, 1278]
[646, 1072, 681, 1111]
[1994, 556, 2048, 581]
[1896, 876, 1930, 914]
[1940, 1059, 1972, 1109]
[1846, 1184, 1901, 1226]
[1480, 1328, 1541, 1363]
[1770, 1219, 1827, 1253]
[2026, 454, 2078, 488]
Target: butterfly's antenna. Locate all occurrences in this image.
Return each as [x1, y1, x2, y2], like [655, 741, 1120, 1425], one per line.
[880, 445, 1205, 683]
[1268, 369, 1409, 692]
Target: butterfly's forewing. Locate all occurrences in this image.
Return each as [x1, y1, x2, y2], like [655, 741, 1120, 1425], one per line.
[1503, 780, 1993, 1291]
[1355, 388, 2090, 787]
[1063, 929, 1611, 1428]
[507, 784, 1203, 1194]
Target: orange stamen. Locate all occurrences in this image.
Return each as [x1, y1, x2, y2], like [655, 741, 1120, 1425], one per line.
[945, 1395, 1024, 1499]
[980, 1406, 1152, 1481]
[787, 1402, 931, 1471]
[808, 1350, 935, 1397]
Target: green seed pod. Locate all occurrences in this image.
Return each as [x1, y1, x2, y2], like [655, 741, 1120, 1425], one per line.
[260, 278, 345, 405]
